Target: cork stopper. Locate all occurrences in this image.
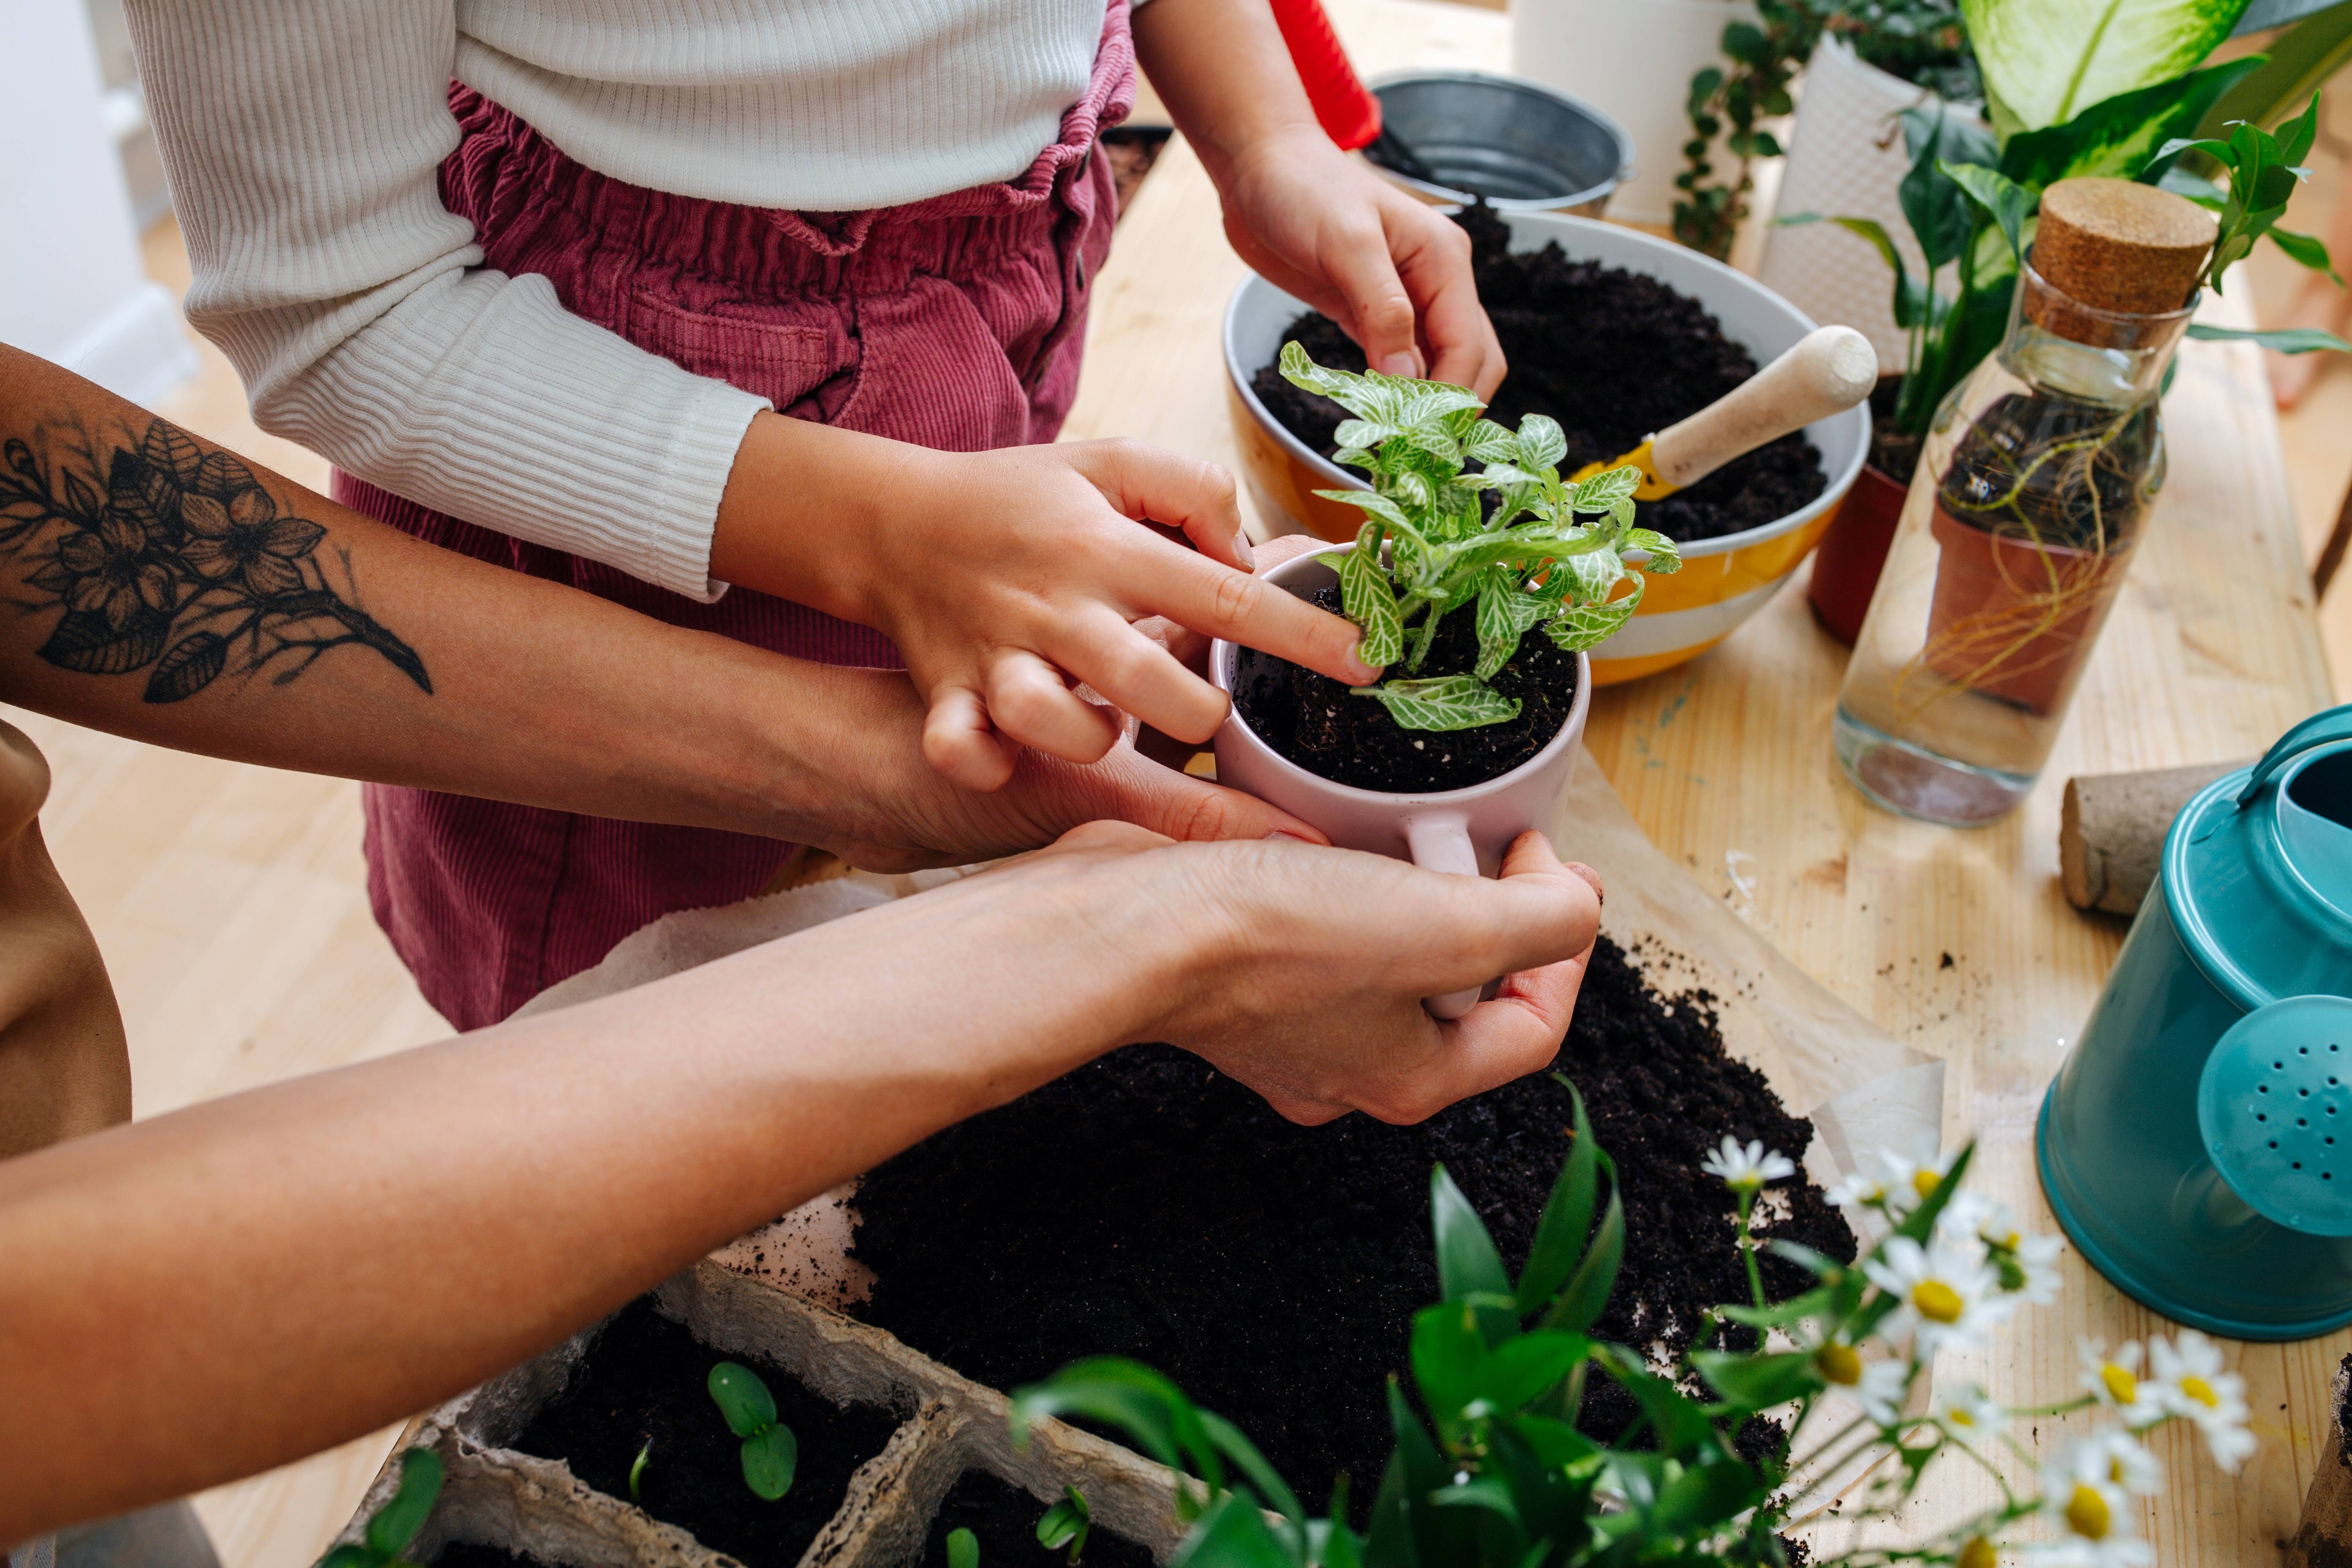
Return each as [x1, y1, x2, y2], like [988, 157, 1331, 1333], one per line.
[2029, 178, 2216, 338]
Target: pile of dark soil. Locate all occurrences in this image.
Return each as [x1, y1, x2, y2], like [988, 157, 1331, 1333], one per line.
[919, 1471, 1157, 1568]
[1103, 126, 1172, 219]
[511, 1298, 902, 1566]
[1233, 581, 1578, 792]
[1250, 204, 1827, 544]
[850, 936, 1853, 1514]
[433, 1547, 541, 1568]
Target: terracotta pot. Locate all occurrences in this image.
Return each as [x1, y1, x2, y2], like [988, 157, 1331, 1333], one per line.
[1807, 460, 1908, 645]
[1922, 506, 2132, 717]
[1209, 543, 1591, 1019]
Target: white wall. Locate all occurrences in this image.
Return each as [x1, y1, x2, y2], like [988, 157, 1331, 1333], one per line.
[0, 0, 193, 406]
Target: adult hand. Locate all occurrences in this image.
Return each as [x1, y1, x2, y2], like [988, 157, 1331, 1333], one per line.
[1213, 125, 1506, 400]
[973, 822, 1604, 1125]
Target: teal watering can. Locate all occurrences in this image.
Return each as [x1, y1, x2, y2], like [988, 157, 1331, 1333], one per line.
[2039, 704, 2352, 1339]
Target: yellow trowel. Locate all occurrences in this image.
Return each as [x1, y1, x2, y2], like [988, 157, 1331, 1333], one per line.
[1568, 325, 1879, 500]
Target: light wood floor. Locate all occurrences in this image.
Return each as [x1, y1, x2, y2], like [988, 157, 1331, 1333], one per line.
[18, 121, 2352, 1564]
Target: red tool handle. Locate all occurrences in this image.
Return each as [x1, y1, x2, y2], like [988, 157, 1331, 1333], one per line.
[1267, 0, 1382, 151]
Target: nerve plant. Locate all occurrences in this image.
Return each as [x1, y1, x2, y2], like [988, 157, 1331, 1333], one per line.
[1276, 344, 1680, 734]
[710, 1360, 799, 1501]
[1012, 1081, 2254, 1568]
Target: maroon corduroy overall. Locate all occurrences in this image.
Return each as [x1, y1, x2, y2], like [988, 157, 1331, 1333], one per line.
[334, 4, 1133, 1029]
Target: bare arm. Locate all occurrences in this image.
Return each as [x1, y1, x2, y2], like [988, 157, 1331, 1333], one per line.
[0, 345, 1319, 868]
[0, 825, 1603, 1543]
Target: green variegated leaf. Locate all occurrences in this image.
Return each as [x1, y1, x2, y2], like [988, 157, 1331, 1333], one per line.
[1339, 527, 1403, 667]
[1516, 414, 1568, 473]
[1331, 446, 1373, 470]
[1278, 340, 1368, 407]
[1571, 465, 1642, 512]
[1556, 547, 1625, 607]
[1473, 572, 1518, 681]
[1350, 674, 1521, 731]
[1312, 488, 1413, 534]
[1543, 578, 1646, 653]
[1390, 469, 1432, 512]
[1395, 382, 1487, 427]
[1477, 462, 1547, 490]
[1333, 419, 1392, 452]
[1963, 0, 2252, 140]
[1462, 419, 1520, 463]
[1401, 423, 1461, 464]
[1621, 528, 1683, 574]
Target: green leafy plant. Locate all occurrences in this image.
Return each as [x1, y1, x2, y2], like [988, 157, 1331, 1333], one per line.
[1036, 1484, 1093, 1564]
[708, 1361, 799, 1501]
[628, 1437, 653, 1505]
[947, 1526, 982, 1568]
[320, 1450, 442, 1568]
[1276, 345, 1678, 733]
[1011, 1084, 2254, 1568]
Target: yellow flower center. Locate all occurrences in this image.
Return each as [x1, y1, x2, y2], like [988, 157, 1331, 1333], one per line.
[1912, 1168, 1942, 1200]
[2108, 1458, 2130, 1485]
[1815, 1343, 1862, 1386]
[2066, 1484, 2112, 1541]
[1947, 1405, 1977, 1428]
[1912, 1279, 1965, 1323]
[2180, 1375, 2219, 1409]
[2101, 1364, 2139, 1405]
[1957, 1536, 1997, 1568]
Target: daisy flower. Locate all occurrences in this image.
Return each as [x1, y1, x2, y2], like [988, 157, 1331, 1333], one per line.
[1863, 1236, 2000, 1356]
[1700, 1135, 1796, 1193]
[1932, 1380, 2006, 1444]
[1824, 1161, 1897, 1212]
[2148, 1331, 2256, 1471]
[2079, 1340, 2166, 1431]
[1879, 1145, 1962, 1214]
[2033, 1431, 2158, 1568]
[1938, 1193, 2063, 1308]
[1856, 1357, 1911, 1426]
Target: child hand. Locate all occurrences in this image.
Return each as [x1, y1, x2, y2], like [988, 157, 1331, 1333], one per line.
[864, 438, 1381, 790]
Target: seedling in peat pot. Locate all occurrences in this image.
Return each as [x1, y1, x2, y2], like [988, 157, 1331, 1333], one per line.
[1276, 344, 1679, 732]
[947, 1527, 981, 1568]
[708, 1360, 799, 1501]
[627, 1437, 653, 1504]
[320, 1449, 441, 1568]
[1035, 1485, 1092, 1565]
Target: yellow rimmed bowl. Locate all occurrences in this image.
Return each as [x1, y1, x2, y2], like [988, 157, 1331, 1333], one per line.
[1222, 210, 1870, 686]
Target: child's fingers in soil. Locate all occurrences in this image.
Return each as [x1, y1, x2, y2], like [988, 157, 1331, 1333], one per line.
[1145, 545, 1381, 683]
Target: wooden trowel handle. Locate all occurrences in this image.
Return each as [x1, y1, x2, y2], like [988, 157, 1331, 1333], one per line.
[1646, 326, 1878, 491]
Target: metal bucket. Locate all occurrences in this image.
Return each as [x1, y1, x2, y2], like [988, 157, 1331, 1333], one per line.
[2039, 705, 2352, 1339]
[1363, 70, 1634, 217]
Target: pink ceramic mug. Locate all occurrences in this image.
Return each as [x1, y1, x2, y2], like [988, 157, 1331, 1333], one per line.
[1211, 543, 1592, 1018]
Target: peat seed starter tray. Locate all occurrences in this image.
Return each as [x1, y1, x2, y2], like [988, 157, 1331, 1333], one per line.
[328, 1260, 1189, 1568]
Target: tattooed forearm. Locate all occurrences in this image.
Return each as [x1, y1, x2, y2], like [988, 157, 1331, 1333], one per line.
[0, 416, 427, 702]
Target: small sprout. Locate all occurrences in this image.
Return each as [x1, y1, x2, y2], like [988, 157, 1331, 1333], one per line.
[947, 1526, 981, 1568]
[708, 1361, 798, 1501]
[628, 1437, 653, 1505]
[1035, 1485, 1092, 1565]
[320, 1448, 441, 1568]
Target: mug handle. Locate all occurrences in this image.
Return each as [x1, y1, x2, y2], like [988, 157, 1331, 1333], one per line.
[1405, 811, 1484, 1020]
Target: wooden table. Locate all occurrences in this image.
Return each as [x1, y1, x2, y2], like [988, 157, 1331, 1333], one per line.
[1062, 0, 2342, 1558]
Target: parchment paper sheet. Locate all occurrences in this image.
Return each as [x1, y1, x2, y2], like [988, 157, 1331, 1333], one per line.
[515, 749, 1944, 1291]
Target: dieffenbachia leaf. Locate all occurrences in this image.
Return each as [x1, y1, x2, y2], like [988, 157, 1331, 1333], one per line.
[1350, 674, 1521, 731]
[1571, 464, 1642, 512]
[1543, 577, 1646, 653]
[1621, 528, 1683, 574]
[1961, 0, 2251, 141]
[1340, 523, 1403, 667]
[1516, 414, 1568, 474]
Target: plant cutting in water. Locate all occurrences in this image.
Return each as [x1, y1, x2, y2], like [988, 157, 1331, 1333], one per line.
[321, 1450, 442, 1568]
[709, 1360, 799, 1501]
[1010, 1080, 2255, 1568]
[1275, 344, 1679, 733]
[1036, 1484, 1093, 1564]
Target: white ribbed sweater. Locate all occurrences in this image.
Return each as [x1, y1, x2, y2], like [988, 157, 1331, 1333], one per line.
[122, 1, 1110, 600]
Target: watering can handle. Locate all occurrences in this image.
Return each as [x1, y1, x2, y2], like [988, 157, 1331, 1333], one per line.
[2236, 702, 2352, 806]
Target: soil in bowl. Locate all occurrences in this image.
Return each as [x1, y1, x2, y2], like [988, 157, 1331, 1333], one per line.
[1232, 580, 1578, 792]
[1250, 204, 1828, 545]
[850, 936, 1854, 1514]
[919, 1471, 1159, 1568]
[509, 1297, 902, 1568]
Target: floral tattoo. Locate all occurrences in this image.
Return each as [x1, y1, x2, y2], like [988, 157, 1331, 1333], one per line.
[0, 416, 427, 702]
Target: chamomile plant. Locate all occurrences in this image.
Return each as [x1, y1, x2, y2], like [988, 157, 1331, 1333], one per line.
[1012, 1086, 2255, 1568]
[1276, 344, 1681, 733]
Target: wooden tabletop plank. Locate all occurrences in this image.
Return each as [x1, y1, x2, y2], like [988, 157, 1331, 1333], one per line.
[1064, 1, 2341, 1558]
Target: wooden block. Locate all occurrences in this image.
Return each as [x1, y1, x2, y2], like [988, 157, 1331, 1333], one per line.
[2058, 759, 2242, 915]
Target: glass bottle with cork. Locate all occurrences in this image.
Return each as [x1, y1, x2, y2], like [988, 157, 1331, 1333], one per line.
[1832, 177, 2214, 825]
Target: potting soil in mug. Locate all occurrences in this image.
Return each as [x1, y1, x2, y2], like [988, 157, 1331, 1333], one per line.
[1233, 582, 1579, 791]
[510, 1297, 902, 1566]
[1250, 205, 1828, 544]
[920, 1471, 1157, 1568]
[850, 936, 1854, 1512]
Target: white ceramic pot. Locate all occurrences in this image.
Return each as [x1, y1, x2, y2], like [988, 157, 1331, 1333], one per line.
[1210, 544, 1593, 1018]
[1223, 209, 1870, 686]
[1507, 0, 1758, 226]
[1758, 37, 1987, 365]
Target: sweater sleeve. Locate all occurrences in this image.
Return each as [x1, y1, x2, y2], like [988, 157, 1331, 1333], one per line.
[121, 0, 766, 603]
